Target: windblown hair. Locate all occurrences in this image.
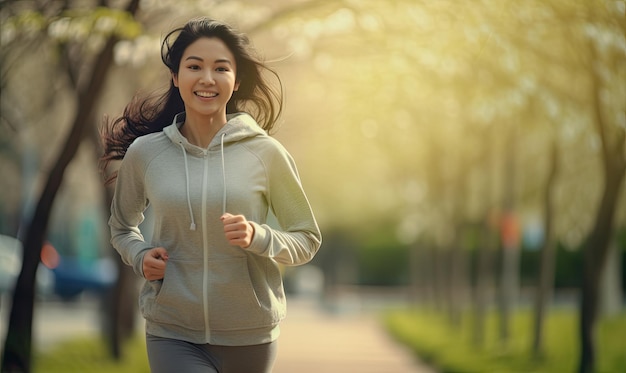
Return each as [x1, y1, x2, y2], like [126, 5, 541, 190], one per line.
[100, 17, 283, 183]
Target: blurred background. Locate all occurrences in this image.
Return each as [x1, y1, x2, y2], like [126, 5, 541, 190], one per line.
[1, 0, 625, 372]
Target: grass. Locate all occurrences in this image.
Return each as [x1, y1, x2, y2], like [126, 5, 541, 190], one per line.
[384, 307, 626, 373]
[34, 335, 149, 373]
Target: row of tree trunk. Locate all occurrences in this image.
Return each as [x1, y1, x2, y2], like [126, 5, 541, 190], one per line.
[410, 111, 624, 373]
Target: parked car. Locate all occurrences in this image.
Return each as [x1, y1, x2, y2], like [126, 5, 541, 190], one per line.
[52, 255, 117, 300]
[0, 234, 116, 301]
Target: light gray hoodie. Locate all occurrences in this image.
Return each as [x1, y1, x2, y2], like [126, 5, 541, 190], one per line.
[109, 112, 322, 346]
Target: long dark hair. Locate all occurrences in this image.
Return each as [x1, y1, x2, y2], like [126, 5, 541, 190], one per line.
[100, 18, 283, 181]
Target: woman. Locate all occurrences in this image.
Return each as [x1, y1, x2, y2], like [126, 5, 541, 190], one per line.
[101, 17, 322, 373]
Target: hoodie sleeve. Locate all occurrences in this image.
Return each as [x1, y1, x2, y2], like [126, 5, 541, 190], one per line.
[245, 141, 322, 266]
[108, 141, 152, 277]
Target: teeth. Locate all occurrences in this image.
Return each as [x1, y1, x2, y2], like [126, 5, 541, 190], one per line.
[196, 91, 217, 98]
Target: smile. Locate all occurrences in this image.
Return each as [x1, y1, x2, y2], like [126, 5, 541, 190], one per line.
[195, 91, 218, 98]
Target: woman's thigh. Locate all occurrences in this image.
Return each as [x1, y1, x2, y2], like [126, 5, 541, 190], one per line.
[207, 341, 278, 373]
[146, 334, 277, 373]
[146, 334, 219, 373]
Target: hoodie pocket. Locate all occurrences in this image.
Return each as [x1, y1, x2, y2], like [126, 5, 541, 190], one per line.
[207, 256, 276, 331]
[144, 258, 205, 331]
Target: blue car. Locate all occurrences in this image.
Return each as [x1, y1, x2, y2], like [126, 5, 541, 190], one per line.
[0, 235, 116, 301]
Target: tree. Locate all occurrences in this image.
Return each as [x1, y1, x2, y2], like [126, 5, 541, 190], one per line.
[1, 1, 140, 371]
[578, 3, 626, 370]
[532, 138, 559, 358]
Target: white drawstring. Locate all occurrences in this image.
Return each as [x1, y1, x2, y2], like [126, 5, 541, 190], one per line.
[179, 133, 226, 230]
[220, 133, 227, 215]
[179, 142, 196, 231]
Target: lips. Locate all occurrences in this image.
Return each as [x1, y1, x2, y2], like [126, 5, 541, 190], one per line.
[195, 91, 218, 98]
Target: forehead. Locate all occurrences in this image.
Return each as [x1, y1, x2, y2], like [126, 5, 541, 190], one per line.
[182, 37, 235, 62]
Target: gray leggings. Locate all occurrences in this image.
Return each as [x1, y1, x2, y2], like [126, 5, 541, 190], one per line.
[146, 334, 278, 373]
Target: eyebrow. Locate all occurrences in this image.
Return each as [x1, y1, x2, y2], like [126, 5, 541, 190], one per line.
[185, 56, 233, 65]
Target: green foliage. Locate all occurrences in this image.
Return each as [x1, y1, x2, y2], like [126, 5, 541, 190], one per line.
[60, 7, 142, 40]
[358, 243, 410, 286]
[1, 10, 48, 34]
[517, 245, 584, 288]
[1, 6, 141, 46]
[316, 225, 625, 288]
[34, 335, 149, 373]
[385, 308, 626, 373]
[352, 225, 410, 286]
[517, 244, 625, 289]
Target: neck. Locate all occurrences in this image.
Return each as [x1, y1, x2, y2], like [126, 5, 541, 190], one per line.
[180, 112, 227, 148]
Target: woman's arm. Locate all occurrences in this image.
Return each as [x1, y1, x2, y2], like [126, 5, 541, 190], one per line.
[244, 144, 322, 266]
[109, 142, 153, 276]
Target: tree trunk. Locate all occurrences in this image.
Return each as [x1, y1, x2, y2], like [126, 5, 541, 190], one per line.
[88, 112, 139, 359]
[472, 124, 497, 347]
[418, 244, 437, 308]
[473, 222, 496, 347]
[599, 242, 623, 317]
[447, 241, 465, 328]
[1, 2, 140, 371]
[410, 244, 428, 306]
[532, 139, 558, 359]
[579, 169, 624, 373]
[498, 242, 520, 347]
[434, 247, 448, 313]
[106, 241, 138, 359]
[448, 164, 470, 328]
[497, 125, 520, 349]
[578, 34, 626, 373]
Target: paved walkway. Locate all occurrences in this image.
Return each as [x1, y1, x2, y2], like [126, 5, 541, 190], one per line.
[1, 294, 437, 373]
[273, 298, 437, 373]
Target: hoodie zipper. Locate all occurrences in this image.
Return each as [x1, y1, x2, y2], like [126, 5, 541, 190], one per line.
[201, 149, 211, 342]
[178, 130, 228, 342]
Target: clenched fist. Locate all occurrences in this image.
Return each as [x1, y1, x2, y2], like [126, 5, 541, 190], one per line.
[221, 213, 255, 249]
[143, 247, 169, 281]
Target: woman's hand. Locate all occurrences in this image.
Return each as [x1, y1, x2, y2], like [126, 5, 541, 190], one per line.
[143, 247, 169, 281]
[221, 213, 255, 249]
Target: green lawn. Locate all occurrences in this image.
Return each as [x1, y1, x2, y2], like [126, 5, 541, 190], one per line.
[384, 307, 626, 373]
[34, 335, 149, 373]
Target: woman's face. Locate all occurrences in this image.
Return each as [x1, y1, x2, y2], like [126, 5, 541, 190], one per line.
[173, 37, 240, 123]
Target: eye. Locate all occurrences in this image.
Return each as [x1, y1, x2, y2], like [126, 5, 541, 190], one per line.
[187, 64, 201, 70]
[216, 66, 230, 72]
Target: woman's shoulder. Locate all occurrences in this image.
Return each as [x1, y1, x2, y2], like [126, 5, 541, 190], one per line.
[245, 135, 291, 158]
[242, 136, 299, 174]
[130, 131, 168, 149]
[125, 131, 170, 161]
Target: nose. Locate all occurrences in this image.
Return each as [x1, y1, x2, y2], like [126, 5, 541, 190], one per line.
[200, 70, 215, 85]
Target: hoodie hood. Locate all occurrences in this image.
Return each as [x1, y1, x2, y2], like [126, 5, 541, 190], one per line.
[163, 112, 266, 156]
[163, 112, 266, 230]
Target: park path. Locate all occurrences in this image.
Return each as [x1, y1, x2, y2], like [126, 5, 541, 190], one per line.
[1, 292, 438, 373]
[273, 297, 437, 373]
